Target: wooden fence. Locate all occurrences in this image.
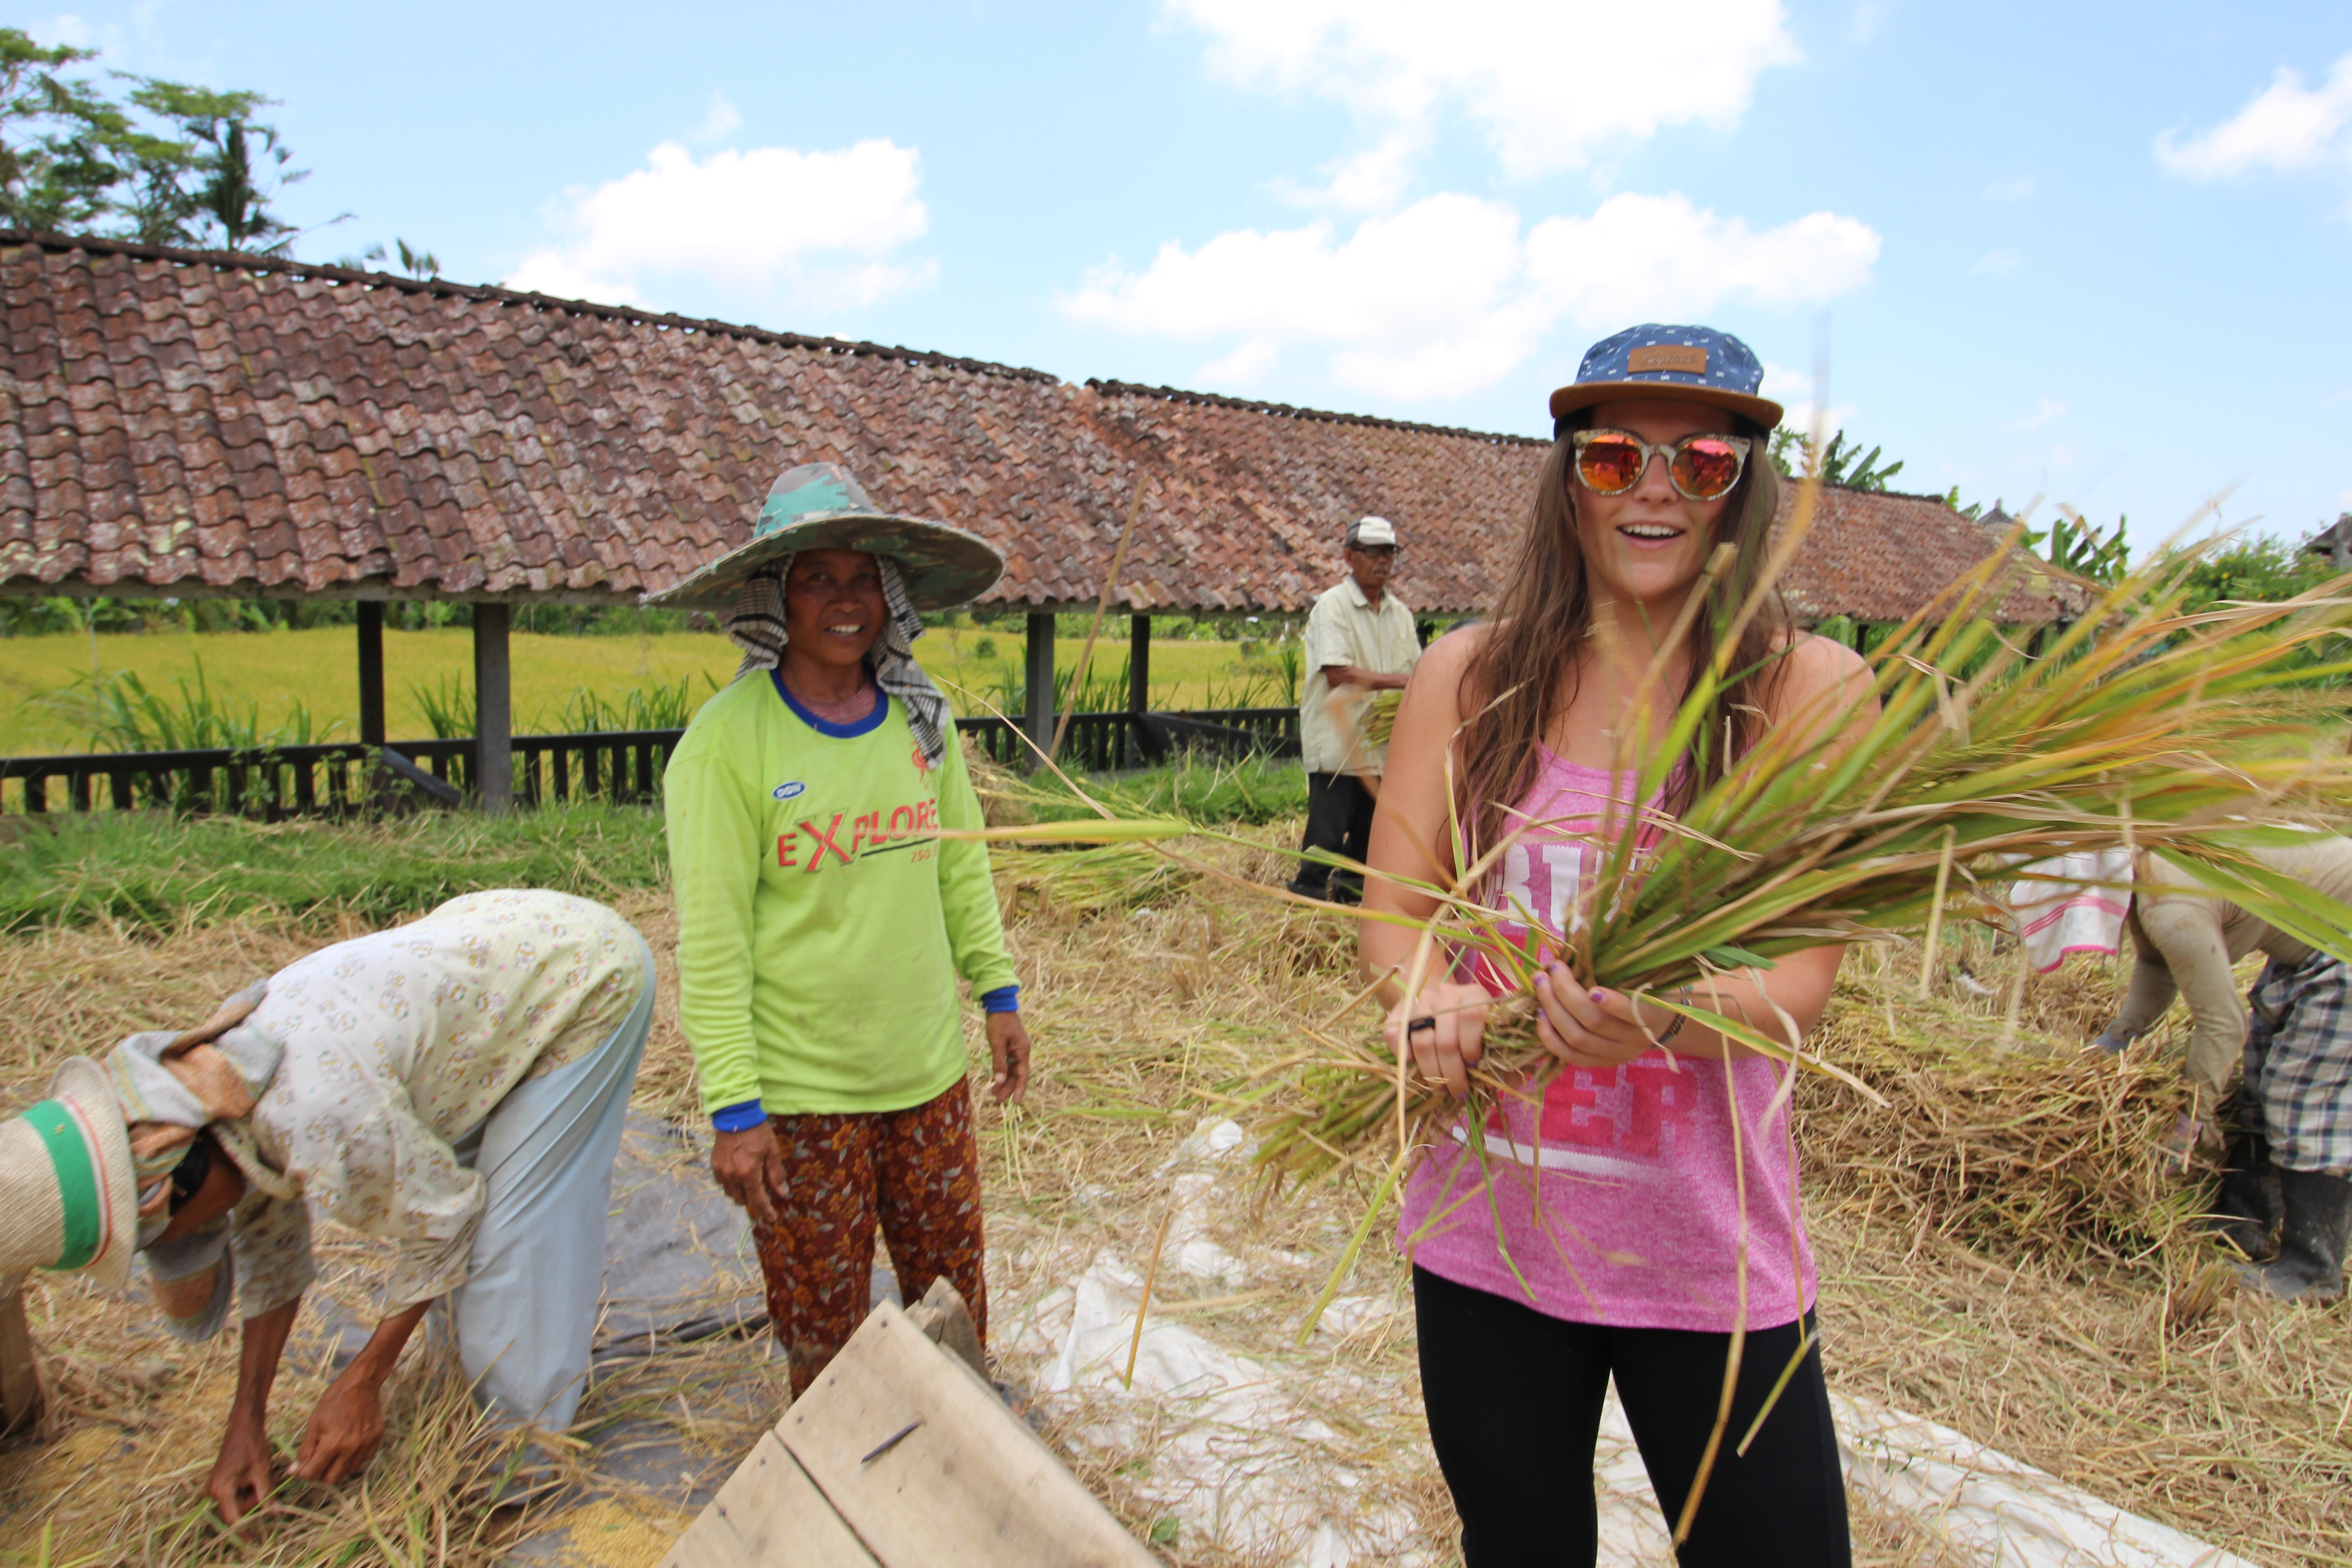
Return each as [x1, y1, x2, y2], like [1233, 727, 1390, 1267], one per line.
[0, 709, 1302, 818]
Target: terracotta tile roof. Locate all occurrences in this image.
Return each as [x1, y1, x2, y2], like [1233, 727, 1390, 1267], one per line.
[0, 230, 2089, 623]
[1777, 485, 2098, 625]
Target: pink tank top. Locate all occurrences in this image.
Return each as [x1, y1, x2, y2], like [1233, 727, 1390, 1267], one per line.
[1394, 747, 1816, 1332]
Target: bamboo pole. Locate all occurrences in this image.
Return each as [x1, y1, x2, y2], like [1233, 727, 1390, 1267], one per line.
[1051, 475, 1149, 763]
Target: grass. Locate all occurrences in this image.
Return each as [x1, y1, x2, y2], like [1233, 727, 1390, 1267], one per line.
[0, 749, 1308, 934]
[0, 627, 1277, 754]
[0, 804, 671, 933]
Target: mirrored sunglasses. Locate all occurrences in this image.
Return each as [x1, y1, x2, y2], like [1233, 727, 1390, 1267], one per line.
[1570, 429, 1752, 502]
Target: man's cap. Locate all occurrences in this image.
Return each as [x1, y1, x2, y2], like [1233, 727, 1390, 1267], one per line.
[1549, 324, 1782, 434]
[0, 1057, 137, 1294]
[1346, 516, 1398, 549]
[648, 462, 1005, 612]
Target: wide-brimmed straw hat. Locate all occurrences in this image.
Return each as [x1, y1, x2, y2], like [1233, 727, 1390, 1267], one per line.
[649, 462, 1004, 612]
[0, 1058, 137, 1294]
[1549, 323, 1783, 434]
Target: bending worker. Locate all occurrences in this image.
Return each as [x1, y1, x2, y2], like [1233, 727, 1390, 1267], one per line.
[2099, 836, 2352, 1301]
[2, 889, 653, 1526]
[1288, 515, 1421, 905]
[656, 463, 1030, 1397]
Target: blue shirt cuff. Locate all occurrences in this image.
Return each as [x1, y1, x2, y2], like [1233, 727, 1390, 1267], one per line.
[980, 985, 1020, 1014]
[710, 1099, 767, 1133]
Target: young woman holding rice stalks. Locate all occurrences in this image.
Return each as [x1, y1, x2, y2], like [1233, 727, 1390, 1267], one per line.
[1364, 325, 1869, 1565]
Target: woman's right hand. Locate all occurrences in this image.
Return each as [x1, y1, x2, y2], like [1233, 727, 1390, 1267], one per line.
[711, 1122, 790, 1227]
[1384, 982, 1493, 1099]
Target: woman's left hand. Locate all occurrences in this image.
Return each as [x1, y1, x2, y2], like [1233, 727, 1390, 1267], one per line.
[1531, 963, 1681, 1071]
[986, 1012, 1032, 1104]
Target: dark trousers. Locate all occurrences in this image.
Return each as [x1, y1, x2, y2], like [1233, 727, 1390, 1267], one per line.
[1293, 771, 1377, 901]
[1415, 1267, 1850, 1568]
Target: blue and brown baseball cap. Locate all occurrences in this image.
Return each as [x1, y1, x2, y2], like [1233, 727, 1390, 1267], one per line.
[0, 1058, 137, 1293]
[1550, 324, 1782, 434]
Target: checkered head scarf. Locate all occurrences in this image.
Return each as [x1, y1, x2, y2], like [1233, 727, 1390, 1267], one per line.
[725, 553, 950, 767]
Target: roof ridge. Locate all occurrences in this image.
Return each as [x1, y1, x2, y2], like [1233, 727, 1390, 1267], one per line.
[1087, 377, 1550, 447]
[0, 226, 1058, 383]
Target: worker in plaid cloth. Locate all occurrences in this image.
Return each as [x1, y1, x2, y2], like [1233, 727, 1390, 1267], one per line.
[2098, 835, 2352, 1301]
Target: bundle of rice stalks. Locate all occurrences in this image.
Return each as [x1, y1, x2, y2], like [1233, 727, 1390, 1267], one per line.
[1800, 985, 2195, 1258]
[1245, 520, 2352, 1193]
[994, 841, 1197, 916]
[1362, 689, 1402, 750]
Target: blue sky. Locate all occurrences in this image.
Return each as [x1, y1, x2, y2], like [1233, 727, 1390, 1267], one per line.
[30, 2, 2352, 553]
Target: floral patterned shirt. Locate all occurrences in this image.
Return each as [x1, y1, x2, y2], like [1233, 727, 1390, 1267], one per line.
[230, 890, 650, 1317]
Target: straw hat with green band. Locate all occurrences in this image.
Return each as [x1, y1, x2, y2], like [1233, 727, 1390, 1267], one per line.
[0, 1058, 137, 1294]
[647, 462, 1005, 611]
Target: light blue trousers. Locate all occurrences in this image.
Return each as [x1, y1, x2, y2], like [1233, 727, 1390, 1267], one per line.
[446, 939, 653, 1430]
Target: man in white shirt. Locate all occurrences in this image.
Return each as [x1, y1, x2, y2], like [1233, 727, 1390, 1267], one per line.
[1289, 516, 1421, 904]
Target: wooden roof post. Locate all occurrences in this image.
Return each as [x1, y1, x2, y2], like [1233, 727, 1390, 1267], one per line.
[473, 603, 513, 813]
[1128, 613, 1150, 714]
[1023, 612, 1055, 770]
[357, 601, 386, 747]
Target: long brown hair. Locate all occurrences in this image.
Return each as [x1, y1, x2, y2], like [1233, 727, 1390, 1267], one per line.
[1456, 416, 1788, 867]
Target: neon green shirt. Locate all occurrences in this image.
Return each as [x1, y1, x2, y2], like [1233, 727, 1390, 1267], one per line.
[664, 671, 1017, 1116]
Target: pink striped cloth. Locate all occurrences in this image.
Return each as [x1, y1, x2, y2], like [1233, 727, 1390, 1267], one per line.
[1394, 747, 1815, 1333]
[2009, 848, 2131, 973]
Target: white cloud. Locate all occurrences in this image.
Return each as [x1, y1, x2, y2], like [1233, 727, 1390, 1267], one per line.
[1167, 0, 1798, 184]
[1524, 193, 1879, 322]
[1971, 247, 2023, 276]
[2009, 396, 2066, 431]
[1759, 362, 1853, 439]
[2156, 50, 2352, 178]
[1062, 190, 1878, 402]
[1983, 175, 2038, 202]
[1271, 130, 1421, 212]
[692, 91, 743, 145]
[28, 12, 94, 45]
[506, 138, 935, 314]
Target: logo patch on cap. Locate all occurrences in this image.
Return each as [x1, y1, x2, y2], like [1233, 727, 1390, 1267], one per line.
[1628, 345, 1708, 374]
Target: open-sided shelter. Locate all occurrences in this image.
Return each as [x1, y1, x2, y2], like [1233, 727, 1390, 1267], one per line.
[2, 230, 2090, 802]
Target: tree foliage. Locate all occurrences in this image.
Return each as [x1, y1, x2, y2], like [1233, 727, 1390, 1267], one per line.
[2178, 533, 2337, 613]
[1769, 427, 1906, 490]
[0, 28, 312, 251]
[2024, 510, 2133, 586]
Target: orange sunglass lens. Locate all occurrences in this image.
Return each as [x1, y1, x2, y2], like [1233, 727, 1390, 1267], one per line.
[1576, 435, 1646, 494]
[1671, 439, 1743, 499]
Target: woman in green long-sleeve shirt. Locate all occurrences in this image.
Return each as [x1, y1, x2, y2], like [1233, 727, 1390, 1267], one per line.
[656, 462, 1028, 1394]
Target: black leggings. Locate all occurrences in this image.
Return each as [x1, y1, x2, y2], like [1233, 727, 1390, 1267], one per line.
[1415, 1267, 1850, 1568]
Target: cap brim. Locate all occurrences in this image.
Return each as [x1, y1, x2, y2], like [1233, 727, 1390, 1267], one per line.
[647, 510, 1006, 612]
[47, 1057, 135, 1293]
[1549, 381, 1783, 432]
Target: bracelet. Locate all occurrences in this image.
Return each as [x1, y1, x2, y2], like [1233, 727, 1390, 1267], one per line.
[1655, 985, 1692, 1045]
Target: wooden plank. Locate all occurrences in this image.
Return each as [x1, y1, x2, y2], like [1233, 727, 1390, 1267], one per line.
[0, 1287, 43, 1435]
[658, 1431, 877, 1568]
[778, 1301, 1156, 1568]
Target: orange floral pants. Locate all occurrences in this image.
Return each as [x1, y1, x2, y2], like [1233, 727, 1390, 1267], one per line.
[750, 1080, 988, 1396]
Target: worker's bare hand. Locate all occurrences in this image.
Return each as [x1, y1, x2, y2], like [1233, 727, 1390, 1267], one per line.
[1532, 965, 1667, 1072]
[206, 1408, 279, 1529]
[293, 1368, 387, 1487]
[987, 1011, 1032, 1104]
[711, 1121, 789, 1228]
[1384, 982, 1491, 1099]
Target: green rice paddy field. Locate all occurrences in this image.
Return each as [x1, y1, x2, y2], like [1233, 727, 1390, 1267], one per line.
[0, 627, 1280, 755]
